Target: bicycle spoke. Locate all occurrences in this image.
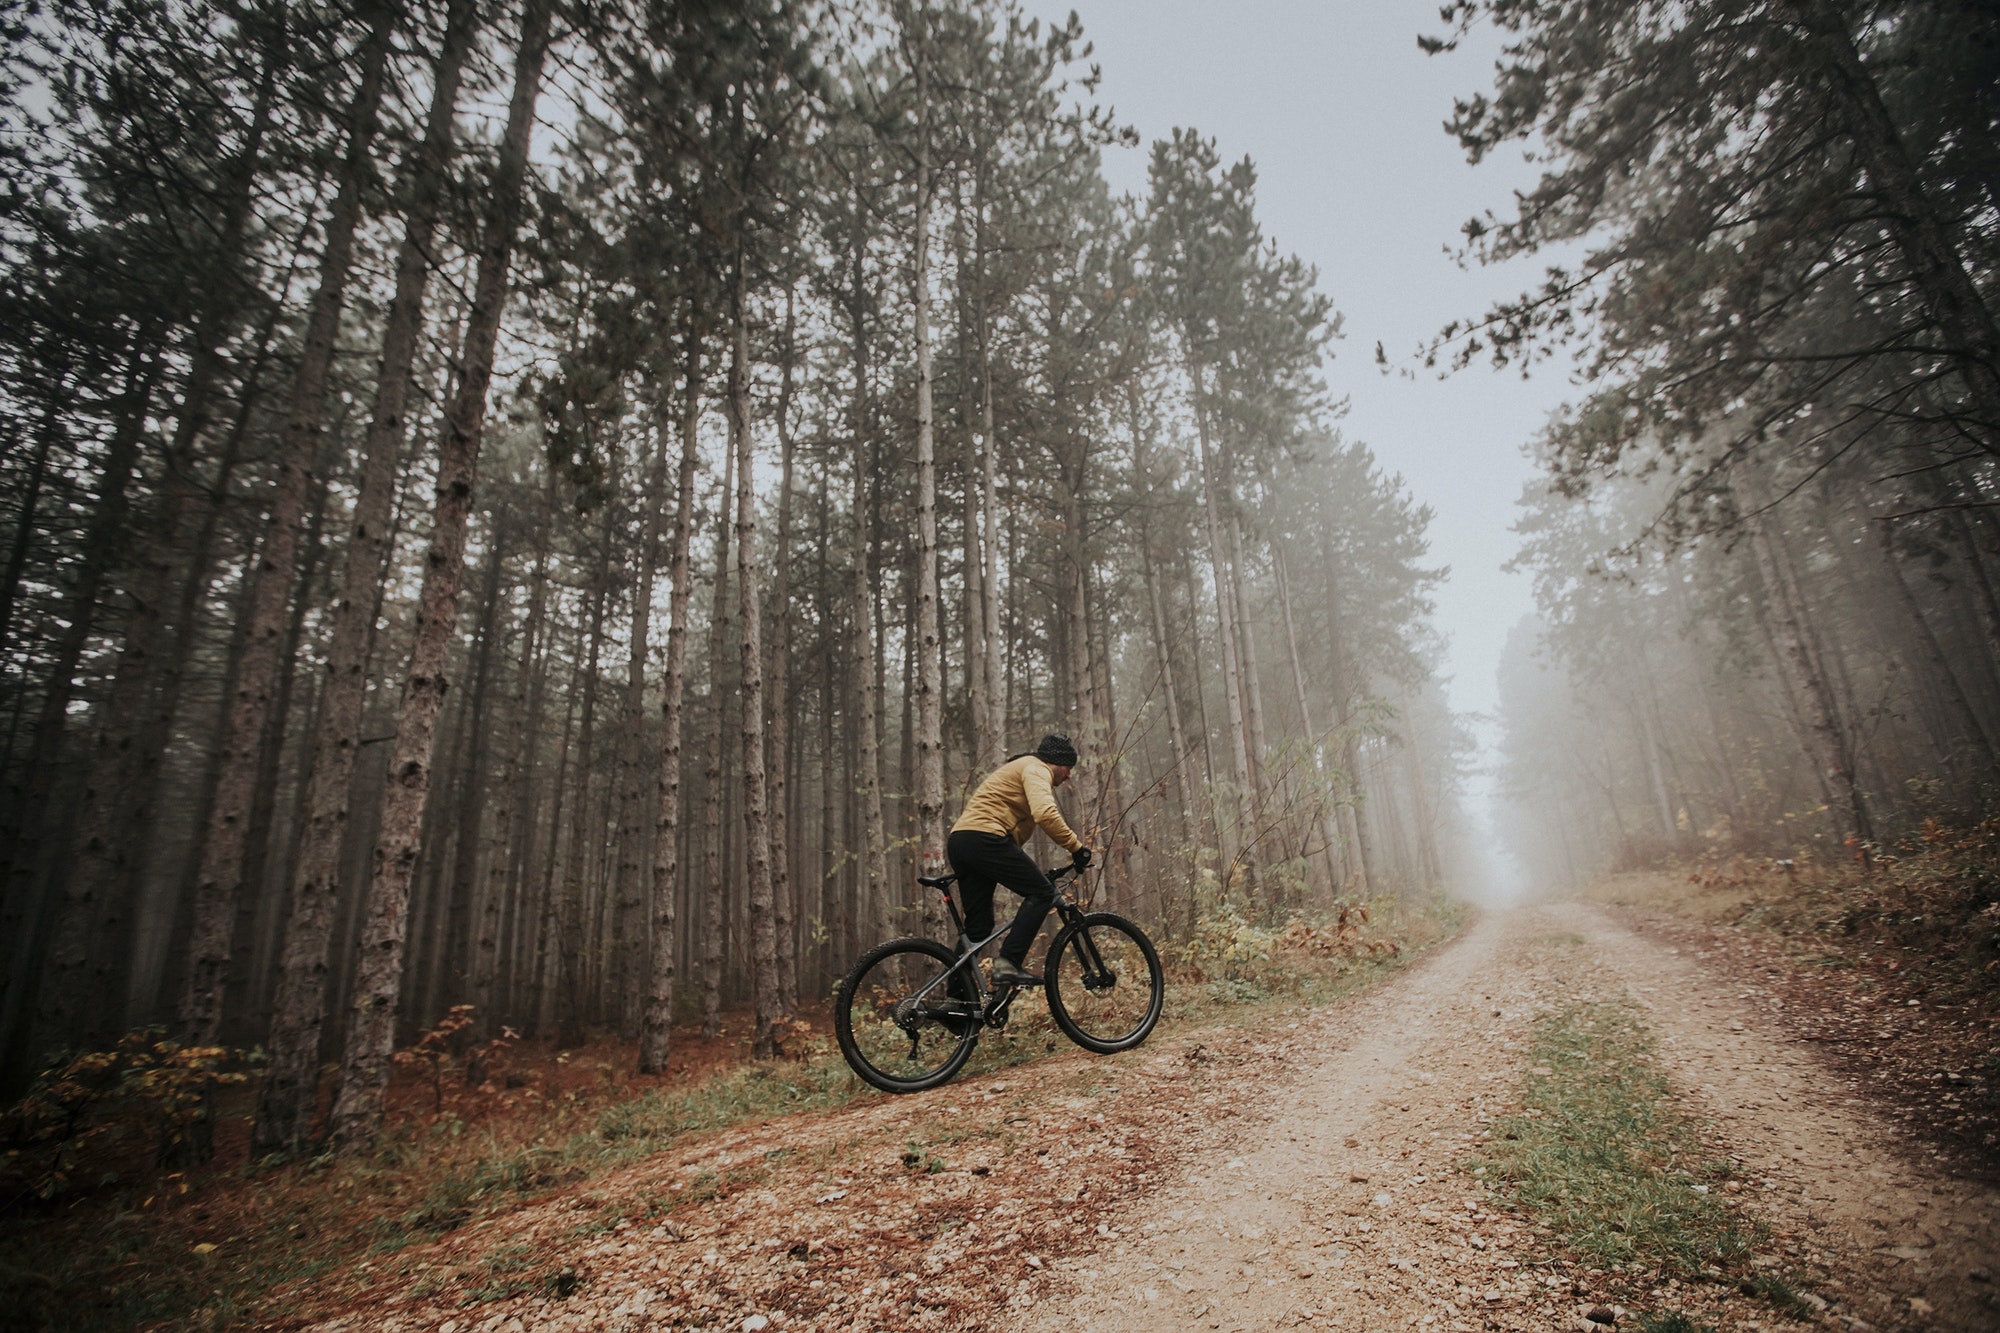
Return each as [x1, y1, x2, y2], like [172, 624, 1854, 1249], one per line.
[836, 939, 980, 1092]
[1046, 912, 1164, 1053]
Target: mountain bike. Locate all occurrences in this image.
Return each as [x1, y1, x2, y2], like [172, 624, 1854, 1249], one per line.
[833, 863, 1164, 1093]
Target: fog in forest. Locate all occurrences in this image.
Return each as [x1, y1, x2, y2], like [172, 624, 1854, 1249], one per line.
[1, 0, 1995, 1201]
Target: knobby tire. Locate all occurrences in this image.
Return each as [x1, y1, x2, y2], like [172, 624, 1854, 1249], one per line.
[1044, 911, 1164, 1053]
[834, 936, 979, 1094]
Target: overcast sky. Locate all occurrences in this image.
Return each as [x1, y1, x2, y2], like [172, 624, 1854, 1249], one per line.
[1027, 1, 1584, 820]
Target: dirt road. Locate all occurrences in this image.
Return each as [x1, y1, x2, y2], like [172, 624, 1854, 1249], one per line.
[1019, 904, 1997, 1333]
[294, 904, 1997, 1332]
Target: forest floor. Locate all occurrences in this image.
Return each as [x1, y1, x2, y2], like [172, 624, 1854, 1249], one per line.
[9, 872, 1997, 1333]
[237, 896, 1993, 1332]
[0, 900, 1447, 1332]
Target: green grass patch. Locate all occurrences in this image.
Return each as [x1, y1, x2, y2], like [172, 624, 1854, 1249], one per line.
[1739, 1272, 1819, 1321]
[1482, 1000, 1753, 1277]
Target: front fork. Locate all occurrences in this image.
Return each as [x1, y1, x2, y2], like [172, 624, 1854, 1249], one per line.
[1058, 901, 1117, 991]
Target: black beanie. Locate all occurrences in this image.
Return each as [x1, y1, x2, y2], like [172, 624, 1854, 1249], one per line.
[1035, 733, 1078, 767]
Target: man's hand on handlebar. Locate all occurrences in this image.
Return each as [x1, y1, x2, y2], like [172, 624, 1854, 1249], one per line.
[1072, 846, 1093, 870]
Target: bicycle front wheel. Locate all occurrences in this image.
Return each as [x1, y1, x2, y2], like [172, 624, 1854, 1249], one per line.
[1044, 912, 1164, 1054]
[834, 937, 980, 1093]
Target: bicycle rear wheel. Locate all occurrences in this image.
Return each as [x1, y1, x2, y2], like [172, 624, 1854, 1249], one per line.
[1044, 911, 1164, 1054]
[834, 937, 980, 1093]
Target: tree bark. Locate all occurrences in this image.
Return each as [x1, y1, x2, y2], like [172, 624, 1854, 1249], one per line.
[252, 0, 477, 1153]
[844, 212, 891, 951]
[767, 289, 798, 1018]
[699, 406, 736, 1040]
[439, 532, 507, 1013]
[1186, 357, 1259, 895]
[640, 322, 703, 1075]
[910, 27, 946, 882]
[727, 266, 780, 1058]
[326, 0, 549, 1149]
[178, 5, 396, 1047]
[557, 565, 609, 1047]
[1273, 543, 1340, 895]
[613, 425, 668, 1036]
[1745, 500, 1872, 846]
[478, 496, 547, 1037]
[221, 466, 332, 1047]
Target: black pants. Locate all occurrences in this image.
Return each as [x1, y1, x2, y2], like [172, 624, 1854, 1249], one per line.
[946, 830, 1056, 966]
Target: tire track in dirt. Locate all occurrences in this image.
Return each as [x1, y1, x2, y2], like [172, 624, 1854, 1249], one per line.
[1019, 904, 2000, 1333]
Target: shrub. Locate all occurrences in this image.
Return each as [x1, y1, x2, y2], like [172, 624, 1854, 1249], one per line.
[0, 1031, 251, 1206]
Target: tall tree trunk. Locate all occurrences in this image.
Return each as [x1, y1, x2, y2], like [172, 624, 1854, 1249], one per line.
[1228, 508, 1270, 803]
[1129, 389, 1193, 851]
[530, 644, 581, 1039]
[252, 0, 477, 1153]
[4, 345, 161, 1071]
[84, 18, 305, 1033]
[1395, 679, 1440, 889]
[1745, 502, 1871, 846]
[439, 533, 507, 1014]
[844, 222, 890, 951]
[479, 497, 547, 1037]
[640, 324, 703, 1075]
[767, 290, 798, 1018]
[221, 466, 332, 1047]
[613, 426, 668, 1036]
[178, 7, 397, 1047]
[727, 266, 780, 1058]
[699, 409, 736, 1040]
[326, 0, 549, 1149]
[557, 567, 609, 1047]
[910, 31, 946, 882]
[1186, 357, 1258, 895]
[979, 344, 1004, 771]
[1063, 486, 1100, 836]
[1273, 543, 1339, 894]
[1323, 558, 1373, 896]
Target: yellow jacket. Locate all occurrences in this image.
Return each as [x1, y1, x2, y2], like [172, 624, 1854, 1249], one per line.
[950, 755, 1084, 852]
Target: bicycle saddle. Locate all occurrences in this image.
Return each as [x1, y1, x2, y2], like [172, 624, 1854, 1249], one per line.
[917, 873, 957, 889]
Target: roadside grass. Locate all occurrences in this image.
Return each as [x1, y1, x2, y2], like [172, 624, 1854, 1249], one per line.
[1485, 1000, 1752, 1278]
[0, 894, 1463, 1331]
[1479, 999, 1821, 1330]
[1167, 894, 1464, 1022]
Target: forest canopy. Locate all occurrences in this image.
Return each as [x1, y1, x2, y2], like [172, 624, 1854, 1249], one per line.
[0, 0, 1460, 1152]
[1435, 0, 2000, 882]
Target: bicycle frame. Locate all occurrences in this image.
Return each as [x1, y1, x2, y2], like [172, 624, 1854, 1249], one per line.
[907, 863, 1093, 1022]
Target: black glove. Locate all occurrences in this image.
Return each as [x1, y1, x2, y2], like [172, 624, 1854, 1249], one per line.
[1072, 846, 1093, 870]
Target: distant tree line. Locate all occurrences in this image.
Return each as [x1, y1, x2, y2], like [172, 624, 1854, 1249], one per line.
[0, 0, 1460, 1151]
[1435, 0, 2000, 878]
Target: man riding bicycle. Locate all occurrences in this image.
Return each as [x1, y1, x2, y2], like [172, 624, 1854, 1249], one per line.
[947, 733, 1094, 988]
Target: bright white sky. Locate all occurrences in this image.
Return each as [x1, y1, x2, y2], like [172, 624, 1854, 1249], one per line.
[1031, 1, 1585, 820]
